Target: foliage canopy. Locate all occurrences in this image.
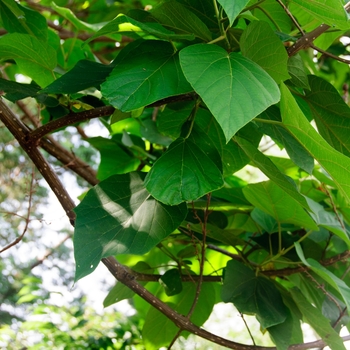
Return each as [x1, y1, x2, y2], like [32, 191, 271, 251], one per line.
[1, 0, 350, 349]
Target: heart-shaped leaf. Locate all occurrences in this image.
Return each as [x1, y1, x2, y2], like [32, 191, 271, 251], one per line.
[102, 40, 193, 111]
[144, 137, 224, 205]
[74, 173, 187, 281]
[179, 44, 280, 141]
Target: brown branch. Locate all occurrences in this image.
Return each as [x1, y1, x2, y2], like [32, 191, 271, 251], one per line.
[311, 44, 350, 64]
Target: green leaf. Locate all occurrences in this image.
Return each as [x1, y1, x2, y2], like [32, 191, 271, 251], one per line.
[0, 33, 56, 86]
[280, 83, 350, 204]
[101, 40, 192, 112]
[235, 136, 310, 210]
[290, 288, 347, 350]
[144, 137, 224, 205]
[295, 242, 350, 311]
[41, 60, 114, 94]
[240, 21, 290, 83]
[267, 309, 293, 350]
[87, 137, 140, 180]
[217, 0, 250, 26]
[86, 13, 193, 44]
[179, 44, 280, 141]
[306, 198, 350, 247]
[142, 282, 216, 349]
[152, 0, 212, 41]
[257, 107, 314, 174]
[222, 259, 288, 329]
[243, 181, 317, 230]
[159, 269, 183, 296]
[304, 75, 350, 157]
[0, 78, 41, 101]
[0, 2, 47, 41]
[287, 55, 310, 90]
[290, 0, 349, 30]
[73, 173, 187, 281]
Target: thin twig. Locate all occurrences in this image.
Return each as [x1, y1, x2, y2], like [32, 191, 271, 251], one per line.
[240, 312, 256, 346]
[311, 44, 350, 64]
[275, 0, 304, 34]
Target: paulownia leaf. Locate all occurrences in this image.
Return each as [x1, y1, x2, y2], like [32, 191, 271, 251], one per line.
[290, 288, 347, 350]
[151, 0, 212, 41]
[0, 78, 41, 101]
[290, 0, 349, 30]
[240, 21, 290, 83]
[280, 83, 350, 204]
[179, 44, 280, 142]
[243, 181, 317, 230]
[287, 55, 310, 90]
[234, 136, 310, 210]
[217, 0, 250, 26]
[267, 309, 293, 350]
[295, 242, 350, 311]
[143, 282, 216, 349]
[0, 33, 56, 86]
[101, 40, 193, 112]
[304, 75, 350, 157]
[74, 173, 187, 281]
[222, 259, 288, 329]
[144, 137, 224, 205]
[42, 60, 115, 94]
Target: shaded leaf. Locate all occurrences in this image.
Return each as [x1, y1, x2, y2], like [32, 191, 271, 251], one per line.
[222, 259, 288, 329]
[102, 40, 192, 111]
[280, 83, 350, 203]
[217, 0, 250, 26]
[0, 78, 41, 101]
[74, 173, 187, 281]
[179, 43, 280, 141]
[240, 21, 290, 83]
[287, 54, 310, 89]
[159, 269, 183, 296]
[243, 181, 317, 229]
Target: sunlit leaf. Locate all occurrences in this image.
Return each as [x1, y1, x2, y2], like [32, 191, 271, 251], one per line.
[217, 0, 250, 26]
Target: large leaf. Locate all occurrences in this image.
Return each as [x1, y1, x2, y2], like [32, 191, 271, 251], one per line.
[287, 55, 310, 90]
[304, 75, 350, 157]
[243, 181, 317, 230]
[74, 173, 188, 281]
[290, 0, 349, 30]
[221, 259, 288, 329]
[144, 137, 224, 205]
[143, 282, 216, 349]
[217, 0, 250, 26]
[101, 40, 192, 111]
[42, 60, 114, 94]
[280, 83, 350, 204]
[179, 44, 280, 142]
[290, 288, 347, 350]
[234, 136, 310, 210]
[240, 21, 290, 83]
[152, 0, 212, 41]
[0, 33, 56, 86]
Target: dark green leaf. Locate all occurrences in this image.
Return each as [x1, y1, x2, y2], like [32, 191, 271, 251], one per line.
[287, 54, 310, 89]
[0, 78, 41, 101]
[222, 259, 288, 329]
[235, 136, 310, 210]
[159, 269, 183, 296]
[101, 40, 192, 111]
[179, 44, 280, 141]
[74, 173, 188, 281]
[304, 75, 350, 157]
[152, 0, 212, 41]
[267, 309, 293, 350]
[281, 83, 350, 203]
[144, 137, 224, 205]
[41, 60, 114, 94]
[240, 21, 290, 83]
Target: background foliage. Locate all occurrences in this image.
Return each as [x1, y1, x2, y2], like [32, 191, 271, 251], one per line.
[1, 0, 350, 349]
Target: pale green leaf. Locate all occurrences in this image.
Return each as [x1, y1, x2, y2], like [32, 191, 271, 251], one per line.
[280, 83, 350, 204]
[240, 21, 290, 83]
[144, 137, 224, 205]
[243, 181, 317, 229]
[179, 44, 280, 141]
[217, 0, 250, 26]
[73, 173, 187, 281]
[0, 33, 56, 86]
[101, 40, 192, 112]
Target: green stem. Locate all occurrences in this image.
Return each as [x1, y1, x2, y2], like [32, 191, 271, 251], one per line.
[212, 0, 230, 48]
[254, 117, 283, 125]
